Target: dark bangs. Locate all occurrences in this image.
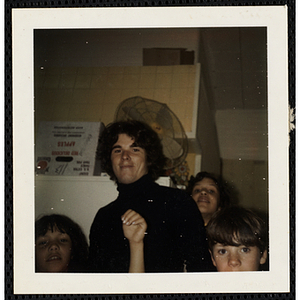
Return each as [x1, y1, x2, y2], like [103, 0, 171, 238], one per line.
[206, 207, 267, 253]
[35, 215, 68, 239]
[208, 221, 262, 248]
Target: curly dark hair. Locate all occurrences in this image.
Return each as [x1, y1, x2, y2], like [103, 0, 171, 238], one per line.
[97, 120, 167, 182]
[206, 206, 268, 254]
[35, 214, 89, 272]
[186, 171, 231, 210]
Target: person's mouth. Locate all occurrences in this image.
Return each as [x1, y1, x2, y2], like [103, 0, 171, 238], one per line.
[198, 196, 209, 203]
[120, 164, 133, 169]
[46, 255, 61, 262]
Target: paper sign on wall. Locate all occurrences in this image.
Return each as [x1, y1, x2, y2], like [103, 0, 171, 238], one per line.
[35, 121, 104, 176]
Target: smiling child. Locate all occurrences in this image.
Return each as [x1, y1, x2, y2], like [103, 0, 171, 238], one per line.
[187, 172, 231, 226]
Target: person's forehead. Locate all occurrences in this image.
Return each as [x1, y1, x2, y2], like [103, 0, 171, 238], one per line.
[194, 178, 217, 187]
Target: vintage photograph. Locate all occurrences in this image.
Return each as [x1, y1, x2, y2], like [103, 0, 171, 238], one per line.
[12, 6, 290, 295]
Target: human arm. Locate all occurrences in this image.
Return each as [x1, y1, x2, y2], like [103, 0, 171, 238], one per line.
[121, 209, 147, 273]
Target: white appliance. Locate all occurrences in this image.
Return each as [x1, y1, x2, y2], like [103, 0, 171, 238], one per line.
[35, 175, 173, 241]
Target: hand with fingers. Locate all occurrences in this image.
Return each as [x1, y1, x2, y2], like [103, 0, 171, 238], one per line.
[121, 209, 147, 244]
[121, 209, 147, 273]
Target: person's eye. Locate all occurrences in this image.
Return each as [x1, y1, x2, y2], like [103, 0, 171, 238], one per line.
[112, 149, 121, 154]
[132, 148, 140, 152]
[208, 189, 215, 194]
[241, 247, 250, 253]
[193, 189, 200, 194]
[217, 249, 227, 255]
[60, 238, 69, 243]
[37, 241, 47, 247]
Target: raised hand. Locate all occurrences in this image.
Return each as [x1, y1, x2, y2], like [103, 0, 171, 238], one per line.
[121, 209, 147, 273]
[121, 209, 147, 244]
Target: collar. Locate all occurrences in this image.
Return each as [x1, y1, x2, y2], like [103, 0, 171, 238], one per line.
[117, 173, 154, 198]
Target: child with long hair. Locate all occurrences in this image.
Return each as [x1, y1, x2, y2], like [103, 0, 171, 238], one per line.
[187, 171, 231, 226]
[35, 214, 88, 272]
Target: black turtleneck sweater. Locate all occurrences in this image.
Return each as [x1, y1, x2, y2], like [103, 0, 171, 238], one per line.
[88, 174, 215, 273]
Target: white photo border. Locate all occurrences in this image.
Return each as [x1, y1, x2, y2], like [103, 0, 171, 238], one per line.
[12, 6, 290, 294]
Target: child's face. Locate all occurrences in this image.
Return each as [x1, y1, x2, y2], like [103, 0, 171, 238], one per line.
[35, 226, 72, 272]
[210, 243, 267, 272]
[191, 177, 220, 224]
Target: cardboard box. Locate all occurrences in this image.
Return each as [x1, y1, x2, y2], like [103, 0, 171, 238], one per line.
[35, 121, 104, 176]
[143, 48, 194, 66]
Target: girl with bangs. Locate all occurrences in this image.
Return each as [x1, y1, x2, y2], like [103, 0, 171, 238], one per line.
[35, 214, 89, 272]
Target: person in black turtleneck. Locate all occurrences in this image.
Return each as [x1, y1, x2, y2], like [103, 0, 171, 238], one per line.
[88, 120, 215, 273]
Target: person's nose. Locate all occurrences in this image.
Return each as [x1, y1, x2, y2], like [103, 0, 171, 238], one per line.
[121, 150, 130, 160]
[200, 189, 207, 195]
[48, 242, 59, 251]
[228, 253, 241, 267]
